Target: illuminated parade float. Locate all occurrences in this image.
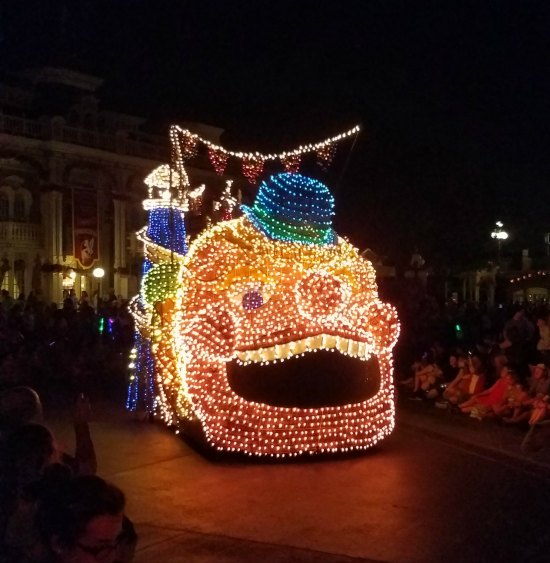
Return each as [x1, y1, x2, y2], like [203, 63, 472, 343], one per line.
[128, 126, 400, 457]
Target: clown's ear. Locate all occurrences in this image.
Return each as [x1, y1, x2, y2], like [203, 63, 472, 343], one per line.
[143, 263, 180, 306]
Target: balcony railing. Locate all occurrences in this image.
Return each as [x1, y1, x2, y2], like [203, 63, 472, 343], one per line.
[0, 114, 169, 161]
[0, 114, 43, 139]
[0, 221, 41, 244]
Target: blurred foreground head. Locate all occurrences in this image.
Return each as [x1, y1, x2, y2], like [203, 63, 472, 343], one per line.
[37, 475, 126, 563]
[0, 386, 43, 429]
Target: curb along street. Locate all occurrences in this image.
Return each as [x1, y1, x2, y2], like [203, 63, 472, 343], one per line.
[397, 399, 550, 477]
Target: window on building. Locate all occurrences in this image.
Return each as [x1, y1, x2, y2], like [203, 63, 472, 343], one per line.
[0, 194, 9, 220]
[0, 274, 20, 296]
[14, 194, 26, 221]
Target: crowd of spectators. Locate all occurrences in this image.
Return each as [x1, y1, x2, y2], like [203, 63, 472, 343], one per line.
[0, 288, 134, 407]
[398, 301, 550, 431]
[0, 288, 136, 562]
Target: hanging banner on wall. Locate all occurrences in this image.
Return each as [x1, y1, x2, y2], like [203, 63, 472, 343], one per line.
[73, 187, 99, 269]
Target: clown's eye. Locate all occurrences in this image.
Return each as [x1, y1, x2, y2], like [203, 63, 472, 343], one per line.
[228, 281, 273, 308]
[242, 289, 264, 310]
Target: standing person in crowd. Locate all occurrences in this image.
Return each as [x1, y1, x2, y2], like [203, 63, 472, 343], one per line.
[0, 290, 14, 315]
[69, 289, 79, 310]
[500, 307, 536, 373]
[535, 313, 550, 363]
[92, 290, 100, 313]
[79, 291, 90, 309]
[502, 307, 535, 345]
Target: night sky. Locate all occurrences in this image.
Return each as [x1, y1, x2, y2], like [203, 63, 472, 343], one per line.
[1, 1, 549, 270]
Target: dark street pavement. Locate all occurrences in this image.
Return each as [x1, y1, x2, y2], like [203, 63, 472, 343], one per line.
[46, 401, 550, 563]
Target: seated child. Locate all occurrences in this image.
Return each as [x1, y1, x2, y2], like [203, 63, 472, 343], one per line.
[400, 352, 443, 400]
[443, 354, 485, 405]
[412, 353, 443, 399]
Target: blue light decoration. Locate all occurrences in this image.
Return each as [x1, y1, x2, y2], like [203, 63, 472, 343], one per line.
[126, 335, 140, 411]
[241, 172, 337, 245]
[126, 331, 156, 412]
[146, 206, 188, 255]
[142, 258, 153, 277]
[126, 196, 188, 412]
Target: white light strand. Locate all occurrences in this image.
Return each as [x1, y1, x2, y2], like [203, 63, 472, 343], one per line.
[170, 124, 361, 162]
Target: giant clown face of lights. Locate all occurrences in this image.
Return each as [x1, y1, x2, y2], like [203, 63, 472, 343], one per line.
[137, 172, 399, 457]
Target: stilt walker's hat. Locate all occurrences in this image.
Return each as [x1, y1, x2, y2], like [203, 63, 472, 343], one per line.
[241, 172, 337, 245]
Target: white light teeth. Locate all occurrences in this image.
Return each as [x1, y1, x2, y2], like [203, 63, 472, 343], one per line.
[235, 335, 371, 365]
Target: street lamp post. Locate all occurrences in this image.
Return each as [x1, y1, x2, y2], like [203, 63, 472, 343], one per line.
[92, 267, 105, 311]
[491, 221, 509, 265]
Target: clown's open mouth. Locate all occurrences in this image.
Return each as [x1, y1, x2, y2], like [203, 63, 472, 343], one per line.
[227, 349, 380, 408]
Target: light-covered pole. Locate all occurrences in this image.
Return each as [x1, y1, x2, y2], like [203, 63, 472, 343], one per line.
[491, 221, 509, 265]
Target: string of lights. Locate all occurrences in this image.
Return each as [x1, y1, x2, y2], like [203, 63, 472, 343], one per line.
[510, 271, 550, 284]
[170, 124, 361, 164]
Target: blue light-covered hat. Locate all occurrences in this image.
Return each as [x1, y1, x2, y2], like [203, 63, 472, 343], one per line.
[241, 172, 337, 245]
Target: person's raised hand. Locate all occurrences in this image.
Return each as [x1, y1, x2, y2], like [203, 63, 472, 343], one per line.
[73, 393, 92, 425]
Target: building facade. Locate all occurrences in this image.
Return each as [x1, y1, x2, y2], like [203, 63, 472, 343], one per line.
[0, 67, 231, 305]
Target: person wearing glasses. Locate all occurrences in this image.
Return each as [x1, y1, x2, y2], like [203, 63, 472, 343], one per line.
[36, 475, 133, 563]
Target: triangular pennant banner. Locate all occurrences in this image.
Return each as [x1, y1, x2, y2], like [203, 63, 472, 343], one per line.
[281, 153, 301, 173]
[242, 156, 265, 184]
[316, 143, 337, 171]
[208, 147, 229, 175]
[180, 132, 198, 161]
